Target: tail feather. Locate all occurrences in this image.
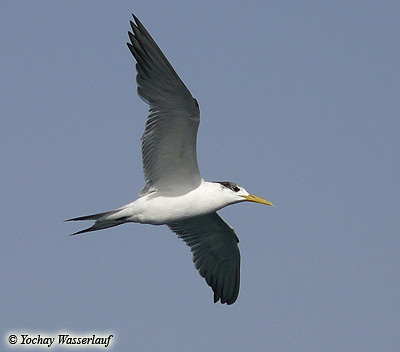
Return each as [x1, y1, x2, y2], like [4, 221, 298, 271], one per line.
[66, 209, 130, 236]
[65, 209, 120, 222]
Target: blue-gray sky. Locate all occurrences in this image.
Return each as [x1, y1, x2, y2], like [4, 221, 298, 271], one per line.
[1, 1, 399, 351]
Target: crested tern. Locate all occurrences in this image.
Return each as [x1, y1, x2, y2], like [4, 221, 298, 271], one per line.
[67, 14, 273, 305]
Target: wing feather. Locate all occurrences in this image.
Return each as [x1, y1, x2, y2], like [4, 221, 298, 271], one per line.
[127, 15, 202, 193]
[168, 212, 241, 305]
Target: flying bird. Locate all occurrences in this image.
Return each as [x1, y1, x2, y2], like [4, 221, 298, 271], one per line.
[67, 14, 273, 305]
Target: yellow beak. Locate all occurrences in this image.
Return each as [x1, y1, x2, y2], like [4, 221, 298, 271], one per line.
[241, 194, 274, 206]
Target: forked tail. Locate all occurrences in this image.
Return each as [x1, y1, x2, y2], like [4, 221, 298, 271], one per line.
[66, 209, 130, 235]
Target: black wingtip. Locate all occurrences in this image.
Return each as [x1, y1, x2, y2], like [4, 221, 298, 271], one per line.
[131, 14, 140, 26]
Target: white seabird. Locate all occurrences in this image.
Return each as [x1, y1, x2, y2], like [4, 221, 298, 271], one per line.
[67, 14, 274, 305]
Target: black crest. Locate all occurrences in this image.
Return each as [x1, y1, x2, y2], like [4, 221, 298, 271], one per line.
[218, 182, 241, 193]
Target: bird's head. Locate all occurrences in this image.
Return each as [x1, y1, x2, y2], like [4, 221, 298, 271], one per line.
[216, 181, 274, 207]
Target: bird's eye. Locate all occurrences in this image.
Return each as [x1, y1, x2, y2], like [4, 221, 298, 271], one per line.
[233, 186, 240, 192]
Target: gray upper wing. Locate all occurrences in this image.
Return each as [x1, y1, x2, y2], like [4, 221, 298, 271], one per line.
[127, 15, 202, 193]
[168, 212, 241, 305]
